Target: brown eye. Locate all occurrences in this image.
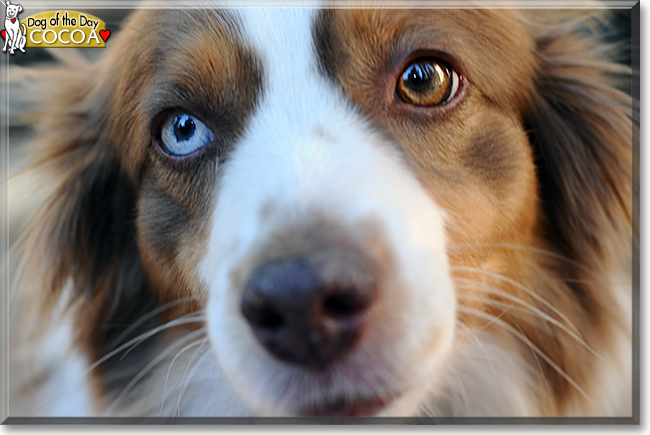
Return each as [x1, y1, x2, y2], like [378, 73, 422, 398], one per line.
[397, 59, 459, 106]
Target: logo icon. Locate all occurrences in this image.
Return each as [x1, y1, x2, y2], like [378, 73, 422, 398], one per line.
[1, 8, 111, 52]
[1, 0, 26, 54]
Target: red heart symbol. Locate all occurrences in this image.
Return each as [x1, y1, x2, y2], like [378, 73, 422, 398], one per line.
[11, 19, 15, 23]
[99, 29, 110, 42]
[1, 30, 5, 39]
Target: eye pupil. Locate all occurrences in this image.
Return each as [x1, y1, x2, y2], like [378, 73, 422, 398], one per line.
[174, 114, 196, 142]
[158, 112, 215, 157]
[397, 58, 456, 107]
[404, 63, 435, 90]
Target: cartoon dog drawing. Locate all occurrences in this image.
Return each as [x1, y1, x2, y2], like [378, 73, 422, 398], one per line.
[2, 0, 25, 54]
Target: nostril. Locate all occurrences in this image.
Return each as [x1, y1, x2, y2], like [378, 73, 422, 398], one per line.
[243, 302, 285, 331]
[322, 289, 369, 319]
[241, 258, 316, 334]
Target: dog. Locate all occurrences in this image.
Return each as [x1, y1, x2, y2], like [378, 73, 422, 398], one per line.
[2, 0, 25, 54]
[9, 5, 634, 419]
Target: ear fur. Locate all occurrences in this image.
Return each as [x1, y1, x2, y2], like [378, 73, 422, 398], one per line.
[523, 12, 633, 279]
[16, 55, 160, 391]
[491, 12, 634, 415]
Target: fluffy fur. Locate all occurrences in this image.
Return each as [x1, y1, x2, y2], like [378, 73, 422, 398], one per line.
[9, 4, 633, 419]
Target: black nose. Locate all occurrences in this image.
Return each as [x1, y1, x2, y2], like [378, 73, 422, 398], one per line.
[241, 251, 377, 370]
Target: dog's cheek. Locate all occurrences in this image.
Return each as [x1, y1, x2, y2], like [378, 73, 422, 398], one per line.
[399, 108, 538, 258]
[459, 129, 537, 241]
[135, 174, 213, 315]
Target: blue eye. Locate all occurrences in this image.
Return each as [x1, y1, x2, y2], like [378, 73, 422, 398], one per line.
[160, 113, 215, 156]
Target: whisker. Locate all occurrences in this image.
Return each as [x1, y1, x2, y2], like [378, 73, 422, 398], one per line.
[112, 296, 204, 348]
[474, 300, 515, 332]
[118, 314, 207, 362]
[104, 329, 207, 416]
[28, 313, 207, 414]
[511, 319, 553, 407]
[454, 334, 503, 415]
[456, 282, 605, 362]
[452, 266, 582, 336]
[447, 242, 613, 285]
[175, 339, 210, 417]
[159, 337, 209, 417]
[91, 313, 206, 367]
[457, 302, 552, 408]
[455, 279, 573, 333]
[458, 305, 595, 407]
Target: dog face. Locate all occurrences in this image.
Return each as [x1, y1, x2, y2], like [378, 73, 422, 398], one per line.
[202, 9, 537, 416]
[6, 3, 22, 20]
[17, 5, 632, 418]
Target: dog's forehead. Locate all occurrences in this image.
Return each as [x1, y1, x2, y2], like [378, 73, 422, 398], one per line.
[236, 8, 315, 47]
[112, 7, 539, 171]
[235, 9, 321, 82]
[227, 8, 535, 110]
[141, 8, 536, 103]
